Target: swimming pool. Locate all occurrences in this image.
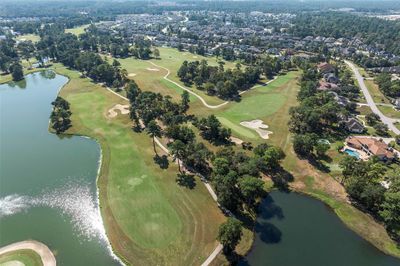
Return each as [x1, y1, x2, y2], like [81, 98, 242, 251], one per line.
[344, 149, 360, 159]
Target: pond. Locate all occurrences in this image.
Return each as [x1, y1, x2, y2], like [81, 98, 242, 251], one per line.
[241, 191, 400, 266]
[0, 71, 120, 265]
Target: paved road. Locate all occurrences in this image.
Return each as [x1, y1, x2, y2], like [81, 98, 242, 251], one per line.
[345, 60, 400, 135]
[0, 240, 56, 266]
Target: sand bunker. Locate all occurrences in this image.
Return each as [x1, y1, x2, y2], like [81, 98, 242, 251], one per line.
[146, 67, 159, 72]
[128, 73, 137, 77]
[230, 136, 243, 145]
[107, 104, 130, 118]
[240, 119, 273, 139]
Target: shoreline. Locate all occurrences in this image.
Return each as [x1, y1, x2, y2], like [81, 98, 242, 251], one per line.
[0, 240, 56, 266]
[49, 69, 126, 266]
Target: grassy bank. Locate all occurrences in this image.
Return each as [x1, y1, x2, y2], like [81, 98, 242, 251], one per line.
[0, 249, 43, 266]
[52, 64, 225, 265]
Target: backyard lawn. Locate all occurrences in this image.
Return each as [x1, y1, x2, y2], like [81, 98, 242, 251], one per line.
[54, 64, 225, 265]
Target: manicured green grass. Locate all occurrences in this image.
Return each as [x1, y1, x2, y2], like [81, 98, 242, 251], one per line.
[53, 64, 225, 265]
[205, 72, 299, 144]
[16, 34, 40, 43]
[112, 47, 236, 106]
[65, 24, 89, 36]
[0, 249, 43, 266]
[378, 105, 400, 119]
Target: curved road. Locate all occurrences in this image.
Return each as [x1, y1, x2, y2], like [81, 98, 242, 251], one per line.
[0, 240, 56, 266]
[149, 61, 278, 109]
[345, 60, 400, 135]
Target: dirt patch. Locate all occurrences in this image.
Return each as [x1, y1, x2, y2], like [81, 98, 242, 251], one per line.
[230, 136, 243, 145]
[107, 104, 130, 118]
[128, 73, 137, 77]
[240, 119, 273, 139]
[146, 67, 159, 72]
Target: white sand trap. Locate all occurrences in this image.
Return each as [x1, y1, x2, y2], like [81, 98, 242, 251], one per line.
[107, 104, 130, 118]
[146, 67, 159, 71]
[128, 73, 137, 77]
[240, 119, 273, 139]
[193, 56, 198, 59]
[230, 136, 243, 145]
[1, 261, 25, 266]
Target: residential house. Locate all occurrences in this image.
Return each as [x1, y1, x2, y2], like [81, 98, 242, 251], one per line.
[324, 73, 339, 84]
[317, 81, 339, 91]
[344, 117, 364, 133]
[345, 136, 396, 162]
[317, 62, 335, 74]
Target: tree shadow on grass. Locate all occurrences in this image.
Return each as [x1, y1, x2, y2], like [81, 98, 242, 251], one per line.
[153, 154, 169, 169]
[270, 168, 294, 192]
[176, 172, 196, 189]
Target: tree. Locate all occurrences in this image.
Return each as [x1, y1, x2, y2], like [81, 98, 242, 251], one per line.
[315, 142, 330, 157]
[153, 48, 160, 59]
[11, 62, 24, 81]
[180, 91, 190, 113]
[293, 134, 316, 157]
[238, 175, 264, 207]
[380, 178, 400, 239]
[373, 122, 389, 136]
[217, 218, 243, 254]
[147, 120, 162, 155]
[50, 96, 72, 134]
[365, 112, 380, 126]
[169, 140, 186, 173]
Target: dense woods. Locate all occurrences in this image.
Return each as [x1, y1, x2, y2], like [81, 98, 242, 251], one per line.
[290, 12, 400, 55]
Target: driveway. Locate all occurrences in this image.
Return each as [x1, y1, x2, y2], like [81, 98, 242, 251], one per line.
[344, 60, 400, 135]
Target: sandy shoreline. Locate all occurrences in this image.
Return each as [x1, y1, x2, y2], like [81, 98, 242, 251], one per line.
[0, 240, 56, 266]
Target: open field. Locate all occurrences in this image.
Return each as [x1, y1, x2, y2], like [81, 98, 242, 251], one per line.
[356, 67, 390, 104]
[65, 24, 89, 36]
[0, 249, 43, 266]
[16, 34, 40, 43]
[110, 47, 236, 106]
[53, 64, 225, 265]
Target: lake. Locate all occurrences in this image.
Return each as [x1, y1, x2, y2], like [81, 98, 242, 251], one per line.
[241, 191, 400, 266]
[0, 71, 120, 266]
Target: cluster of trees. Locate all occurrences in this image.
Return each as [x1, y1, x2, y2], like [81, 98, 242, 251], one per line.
[290, 12, 400, 55]
[177, 60, 261, 100]
[289, 67, 346, 157]
[50, 96, 72, 134]
[194, 115, 231, 145]
[375, 73, 400, 98]
[340, 157, 400, 241]
[211, 143, 285, 212]
[36, 27, 128, 88]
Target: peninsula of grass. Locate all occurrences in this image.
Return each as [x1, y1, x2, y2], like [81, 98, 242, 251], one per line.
[0, 249, 43, 266]
[52, 64, 225, 265]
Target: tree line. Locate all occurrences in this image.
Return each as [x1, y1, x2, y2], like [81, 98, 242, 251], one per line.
[126, 79, 287, 256]
[340, 157, 400, 241]
[375, 73, 400, 99]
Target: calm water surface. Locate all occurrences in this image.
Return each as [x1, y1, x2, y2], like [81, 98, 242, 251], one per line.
[0, 71, 120, 265]
[242, 191, 400, 266]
